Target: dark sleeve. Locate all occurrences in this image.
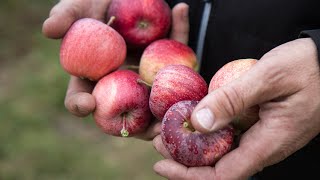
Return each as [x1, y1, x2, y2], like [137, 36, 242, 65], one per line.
[165, 0, 190, 8]
[300, 29, 320, 64]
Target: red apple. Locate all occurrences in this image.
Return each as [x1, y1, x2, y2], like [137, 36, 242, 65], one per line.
[139, 39, 198, 84]
[149, 65, 208, 121]
[209, 59, 259, 131]
[92, 70, 151, 137]
[60, 18, 126, 81]
[161, 100, 234, 167]
[106, 0, 171, 48]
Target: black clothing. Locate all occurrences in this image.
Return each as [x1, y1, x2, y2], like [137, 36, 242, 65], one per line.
[167, 0, 320, 179]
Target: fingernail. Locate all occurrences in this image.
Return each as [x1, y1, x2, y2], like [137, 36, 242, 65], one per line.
[196, 108, 214, 130]
[182, 6, 189, 20]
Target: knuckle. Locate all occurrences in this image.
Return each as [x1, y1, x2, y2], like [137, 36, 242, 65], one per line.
[64, 94, 91, 117]
[152, 136, 160, 148]
[49, 4, 60, 16]
[216, 86, 245, 118]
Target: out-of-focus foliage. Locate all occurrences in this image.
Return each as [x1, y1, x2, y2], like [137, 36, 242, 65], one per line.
[0, 0, 163, 179]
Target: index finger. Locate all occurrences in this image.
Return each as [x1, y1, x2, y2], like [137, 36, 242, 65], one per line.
[169, 3, 189, 45]
[42, 0, 79, 39]
[42, 0, 112, 39]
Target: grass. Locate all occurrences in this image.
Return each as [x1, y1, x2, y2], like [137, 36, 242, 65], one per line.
[0, 1, 164, 179]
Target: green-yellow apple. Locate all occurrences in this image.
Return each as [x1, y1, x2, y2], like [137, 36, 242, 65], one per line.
[139, 39, 198, 85]
[209, 59, 259, 131]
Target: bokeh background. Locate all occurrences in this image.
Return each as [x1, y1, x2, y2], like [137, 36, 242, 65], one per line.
[0, 0, 164, 179]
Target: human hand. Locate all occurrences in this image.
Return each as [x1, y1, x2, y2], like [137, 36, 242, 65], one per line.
[42, 0, 190, 140]
[153, 38, 320, 179]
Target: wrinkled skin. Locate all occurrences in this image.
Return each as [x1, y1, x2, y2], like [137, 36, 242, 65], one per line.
[154, 38, 320, 180]
[43, 1, 320, 179]
[42, 0, 190, 140]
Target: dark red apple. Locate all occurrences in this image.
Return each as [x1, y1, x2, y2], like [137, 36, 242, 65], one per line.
[60, 18, 126, 81]
[149, 65, 208, 121]
[106, 0, 171, 48]
[92, 70, 151, 137]
[161, 100, 234, 167]
[209, 59, 259, 131]
[139, 39, 198, 84]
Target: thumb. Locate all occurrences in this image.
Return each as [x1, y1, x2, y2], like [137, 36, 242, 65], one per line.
[42, 0, 111, 39]
[169, 3, 189, 45]
[190, 60, 285, 133]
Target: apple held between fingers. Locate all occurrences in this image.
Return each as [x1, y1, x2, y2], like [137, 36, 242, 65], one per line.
[60, 18, 126, 81]
[209, 59, 259, 131]
[92, 70, 152, 137]
[106, 0, 171, 48]
[161, 100, 234, 167]
[149, 64, 208, 121]
[139, 39, 198, 85]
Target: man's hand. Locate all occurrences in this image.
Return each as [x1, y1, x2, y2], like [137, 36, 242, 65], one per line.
[42, 0, 190, 140]
[153, 38, 320, 179]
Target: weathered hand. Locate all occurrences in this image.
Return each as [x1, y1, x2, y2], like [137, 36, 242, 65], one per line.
[42, 0, 190, 140]
[153, 38, 320, 179]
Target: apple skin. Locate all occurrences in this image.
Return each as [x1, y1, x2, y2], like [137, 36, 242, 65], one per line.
[139, 39, 198, 85]
[106, 0, 171, 48]
[209, 59, 259, 131]
[92, 70, 152, 137]
[161, 100, 234, 167]
[60, 18, 126, 81]
[150, 65, 208, 121]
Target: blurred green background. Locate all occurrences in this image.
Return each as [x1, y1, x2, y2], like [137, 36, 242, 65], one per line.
[0, 0, 163, 179]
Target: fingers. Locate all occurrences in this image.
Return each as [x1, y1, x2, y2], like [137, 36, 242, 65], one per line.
[154, 159, 215, 180]
[65, 76, 96, 117]
[152, 135, 172, 159]
[42, 0, 80, 39]
[42, 0, 112, 39]
[135, 120, 162, 141]
[190, 59, 292, 133]
[154, 159, 188, 179]
[170, 3, 189, 45]
[213, 121, 284, 180]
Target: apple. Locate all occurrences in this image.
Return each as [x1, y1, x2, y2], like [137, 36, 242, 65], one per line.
[106, 0, 171, 48]
[92, 70, 152, 137]
[149, 65, 208, 121]
[139, 39, 198, 85]
[209, 59, 259, 131]
[60, 18, 126, 81]
[161, 100, 234, 167]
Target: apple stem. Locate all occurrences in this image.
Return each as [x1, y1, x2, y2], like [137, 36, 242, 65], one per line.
[137, 78, 152, 88]
[183, 121, 195, 132]
[124, 65, 140, 70]
[121, 114, 129, 137]
[194, 63, 200, 73]
[107, 16, 116, 26]
[138, 21, 148, 29]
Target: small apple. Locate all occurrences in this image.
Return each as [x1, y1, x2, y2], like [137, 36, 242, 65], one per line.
[92, 70, 151, 137]
[106, 0, 171, 48]
[139, 39, 198, 85]
[149, 65, 207, 121]
[60, 18, 126, 81]
[209, 59, 259, 131]
[161, 100, 234, 167]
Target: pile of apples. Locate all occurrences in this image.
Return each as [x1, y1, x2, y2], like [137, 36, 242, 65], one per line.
[59, 0, 259, 167]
